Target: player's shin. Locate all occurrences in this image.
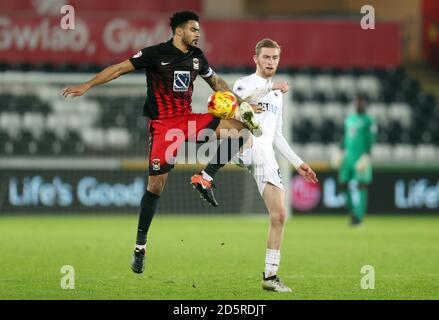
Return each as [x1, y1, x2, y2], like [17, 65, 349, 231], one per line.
[136, 190, 160, 247]
[356, 188, 368, 222]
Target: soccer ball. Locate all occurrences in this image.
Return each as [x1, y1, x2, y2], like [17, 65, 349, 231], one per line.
[207, 91, 238, 120]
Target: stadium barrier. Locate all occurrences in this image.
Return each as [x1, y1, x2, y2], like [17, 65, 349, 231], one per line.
[2, 167, 439, 214]
[0, 166, 266, 214]
[292, 169, 439, 214]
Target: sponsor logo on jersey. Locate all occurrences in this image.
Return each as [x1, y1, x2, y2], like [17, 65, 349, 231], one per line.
[173, 71, 190, 92]
[259, 102, 279, 114]
[193, 58, 199, 70]
[152, 159, 161, 171]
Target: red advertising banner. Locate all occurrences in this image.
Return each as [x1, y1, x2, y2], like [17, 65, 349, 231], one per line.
[0, 15, 401, 68]
[423, 0, 439, 68]
[203, 19, 400, 68]
[0, 0, 201, 15]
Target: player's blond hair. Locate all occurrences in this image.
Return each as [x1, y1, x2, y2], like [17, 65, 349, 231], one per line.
[255, 38, 281, 56]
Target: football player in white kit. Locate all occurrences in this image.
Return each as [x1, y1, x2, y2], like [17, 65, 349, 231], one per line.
[200, 39, 318, 292]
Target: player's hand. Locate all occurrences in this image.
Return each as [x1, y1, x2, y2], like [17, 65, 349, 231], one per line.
[272, 81, 289, 93]
[297, 163, 318, 184]
[62, 83, 91, 98]
[251, 104, 263, 114]
[355, 154, 371, 172]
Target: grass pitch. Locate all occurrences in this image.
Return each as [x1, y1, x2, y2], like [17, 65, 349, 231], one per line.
[0, 214, 438, 300]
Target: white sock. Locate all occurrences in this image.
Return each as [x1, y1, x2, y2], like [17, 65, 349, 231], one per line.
[201, 170, 213, 181]
[135, 244, 146, 251]
[264, 249, 280, 278]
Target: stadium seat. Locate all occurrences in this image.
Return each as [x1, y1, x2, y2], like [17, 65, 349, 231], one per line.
[301, 102, 323, 126]
[46, 114, 69, 138]
[393, 144, 415, 163]
[80, 128, 106, 150]
[22, 112, 45, 138]
[368, 103, 389, 127]
[2, 140, 15, 155]
[387, 102, 412, 129]
[321, 102, 345, 126]
[106, 128, 131, 149]
[356, 75, 380, 98]
[333, 75, 356, 98]
[372, 144, 393, 163]
[292, 74, 313, 98]
[0, 112, 21, 137]
[301, 143, 326, 161]
[420, 131, 434, 144]
[415, 144, 437, 164]
[313, 75, 335, 98]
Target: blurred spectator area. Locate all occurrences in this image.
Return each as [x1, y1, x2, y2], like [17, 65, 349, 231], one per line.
[0, 67, 438, 166]
[0, 73, 147, 157]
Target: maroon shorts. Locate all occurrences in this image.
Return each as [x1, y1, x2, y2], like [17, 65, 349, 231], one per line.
[147, 113, 220, 175]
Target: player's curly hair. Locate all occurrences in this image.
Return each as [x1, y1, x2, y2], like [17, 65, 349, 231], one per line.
[170, 11, 199, 34]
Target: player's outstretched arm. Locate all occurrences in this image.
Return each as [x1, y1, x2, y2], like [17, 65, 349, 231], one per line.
[62, 59, 135, 98]
[274, 133, 319, 183]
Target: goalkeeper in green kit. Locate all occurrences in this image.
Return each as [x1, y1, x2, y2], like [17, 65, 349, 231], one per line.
[336, 95, 377, 226]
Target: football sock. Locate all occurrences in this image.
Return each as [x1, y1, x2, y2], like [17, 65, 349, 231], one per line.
[204, 137, 245, 179]
[136, 190, 160, 246]
[343, 189, 353, 214]
[264, 249, 280, 278]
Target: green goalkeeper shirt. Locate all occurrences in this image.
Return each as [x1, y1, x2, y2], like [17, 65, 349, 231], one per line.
[342, 112, 377, 163]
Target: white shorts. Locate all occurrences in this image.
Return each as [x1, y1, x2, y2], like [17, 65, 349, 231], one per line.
[232, 141, 284, 195]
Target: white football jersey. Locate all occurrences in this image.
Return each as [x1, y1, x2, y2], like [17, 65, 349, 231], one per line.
[234, 73, 282, 148]
[233, 73, 303, 168]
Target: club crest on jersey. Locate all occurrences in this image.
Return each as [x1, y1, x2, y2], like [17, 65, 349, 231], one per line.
[193, 58, 199, 70]
[152, 159, 161, 171]
[173, 71, 190, 92]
